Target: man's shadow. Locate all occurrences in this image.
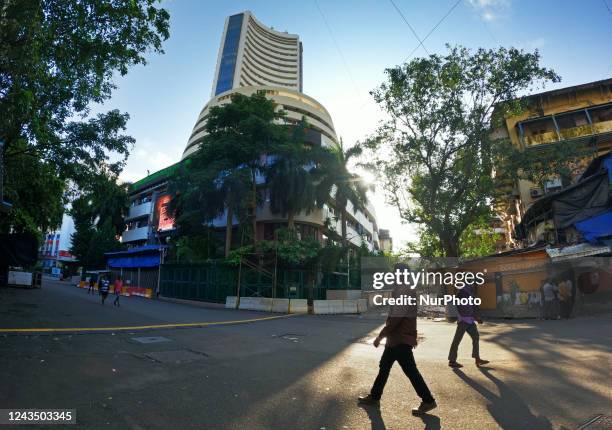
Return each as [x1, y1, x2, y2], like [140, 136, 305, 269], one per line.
[359, 405, 386, 430]
[452, 367, 553, 430]
[359, 404, 441, 430]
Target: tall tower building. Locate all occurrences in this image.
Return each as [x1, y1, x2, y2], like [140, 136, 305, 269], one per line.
[211, 11, 303, 97]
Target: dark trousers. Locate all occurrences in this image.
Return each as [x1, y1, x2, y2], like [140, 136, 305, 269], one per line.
[448, 322, 480, 362]
[370, 344, 434, 403]
[559, 299, 573, 318]
[113, 294, 120, 306]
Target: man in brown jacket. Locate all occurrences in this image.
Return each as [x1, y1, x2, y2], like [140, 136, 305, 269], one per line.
[359, 275, 437, 415]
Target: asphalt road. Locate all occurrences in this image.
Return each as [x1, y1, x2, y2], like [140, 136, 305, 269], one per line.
[1, 278, 611, 429]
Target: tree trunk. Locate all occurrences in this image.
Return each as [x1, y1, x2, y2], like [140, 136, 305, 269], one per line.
[287, 210, 295, 231]
[225, 204, 233, 258]
[441, 235, 460, 258]
[341, 210, 347, 248]
[251, 169, 258, 246]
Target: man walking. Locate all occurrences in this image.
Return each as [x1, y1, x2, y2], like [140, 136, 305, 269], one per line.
[87, 272, 97, 294]
[448, 282, 489, 368]
[113, 275, 123, 307]
[99, 275, 110, 305]
[359, 268, 437, 415]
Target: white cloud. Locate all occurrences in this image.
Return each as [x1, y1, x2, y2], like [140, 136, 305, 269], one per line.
[482, 11, 497, 21]
[119, 136, 178, 184]
[468, 0, 510, 22]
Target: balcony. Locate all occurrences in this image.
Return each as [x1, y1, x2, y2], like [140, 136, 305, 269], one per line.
[126, 201, 152, 220]
[122, 226, 149, 243]
[519, 104, 612, 147]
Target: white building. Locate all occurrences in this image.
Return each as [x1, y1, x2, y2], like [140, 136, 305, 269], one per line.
[211, 11, 302, 97]
[39, 212, 77, 271]
[124, 11, 379, 251]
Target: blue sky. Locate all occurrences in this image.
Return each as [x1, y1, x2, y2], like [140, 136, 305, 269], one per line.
[95, 0, 612, 250]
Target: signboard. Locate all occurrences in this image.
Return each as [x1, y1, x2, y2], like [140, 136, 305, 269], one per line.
[155, 194, 174, 231]
[58, 250, 77, 261]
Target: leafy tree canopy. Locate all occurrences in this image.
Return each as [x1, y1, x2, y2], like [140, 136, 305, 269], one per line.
[169, 92, 289, 255]
[364, 45, 560, 257]
[0, 0, 169, 234]
[69, 173, 129, 269]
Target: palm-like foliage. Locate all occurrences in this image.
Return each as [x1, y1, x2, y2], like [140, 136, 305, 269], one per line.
[168, 93, 286, 257]
[314, 142, 370, 247]
[266, 122, 320, 231]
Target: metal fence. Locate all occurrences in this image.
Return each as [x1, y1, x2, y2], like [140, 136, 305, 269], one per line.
[159, 262, 361, 303]
[110, 267, 159, 291]
[159, 263, 236, 303]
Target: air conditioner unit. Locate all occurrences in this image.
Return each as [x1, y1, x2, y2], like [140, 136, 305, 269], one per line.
[530, 188, 544, 198]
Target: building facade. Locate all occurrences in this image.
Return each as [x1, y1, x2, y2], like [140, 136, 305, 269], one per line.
[378, 229, 393, 253]
[212, 11, 302, 97]
[121, 163, 179, 247]
[38, 212, 77, 272]
[123, 11, 379, 251]
[495, 78, 612, 248]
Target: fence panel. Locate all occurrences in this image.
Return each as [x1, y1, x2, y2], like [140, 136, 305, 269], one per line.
[160, 263, 363, 303]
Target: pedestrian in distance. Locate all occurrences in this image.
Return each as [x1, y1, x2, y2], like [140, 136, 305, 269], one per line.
[87, 272, 97, 294]
[558, 278, 574, 319]
[448, 282, 489, 368]
[542, 278, 559, 320]
[113, 276, 123, 307]
[99, 276, 110, 305]
[359, 264, 437, 416]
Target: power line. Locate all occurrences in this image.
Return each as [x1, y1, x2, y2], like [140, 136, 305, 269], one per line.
[313, 0, 360, 95]
[402, 0, 462, 63]
[604, 0, 612, 15]
[389, 0, 430, 55]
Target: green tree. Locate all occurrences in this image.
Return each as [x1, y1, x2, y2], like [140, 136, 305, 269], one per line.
[169, 93, 286, 257]
[407, 213, 502, 258]
[315, 142, 370, 248]
[459, 215, 502, 259]
[69, 174, 128, 268]
[0, 0, 169, 234]
[365, 45, 559, 257]
[267, 120, 323, 231]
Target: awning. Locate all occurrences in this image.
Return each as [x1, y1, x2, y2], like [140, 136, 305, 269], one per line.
[546, 243, 611, 261]
[575, 211, 612, 243]
[107, 254, 161, 268]
[104, 245, 167, 268]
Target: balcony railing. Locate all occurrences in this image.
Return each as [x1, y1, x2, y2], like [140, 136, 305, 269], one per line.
[519, 106, 612, 147]
[122, 226, 149, 243]
[126, 201, 152, 220]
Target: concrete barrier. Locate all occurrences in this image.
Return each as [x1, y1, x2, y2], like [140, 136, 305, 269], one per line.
[326, 289, 362, 300]
[271, 298, 290, 313]
[289, 299, 308, 314]
[238, 297, 273, 312]
[330, 300, 345, 313]
[238, 297, 256, 310]
[342, 300, 358, 314]
[313, 299, 365, 314]
[357, 299, 368, 313]
[225, 296, 237, 309]
[312, 300, 329, 314]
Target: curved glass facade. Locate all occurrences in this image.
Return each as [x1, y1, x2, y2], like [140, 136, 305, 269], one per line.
[214, 13, 243, 96]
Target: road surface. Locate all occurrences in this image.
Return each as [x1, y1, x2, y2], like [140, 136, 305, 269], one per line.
[1, 277, 611, 429]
